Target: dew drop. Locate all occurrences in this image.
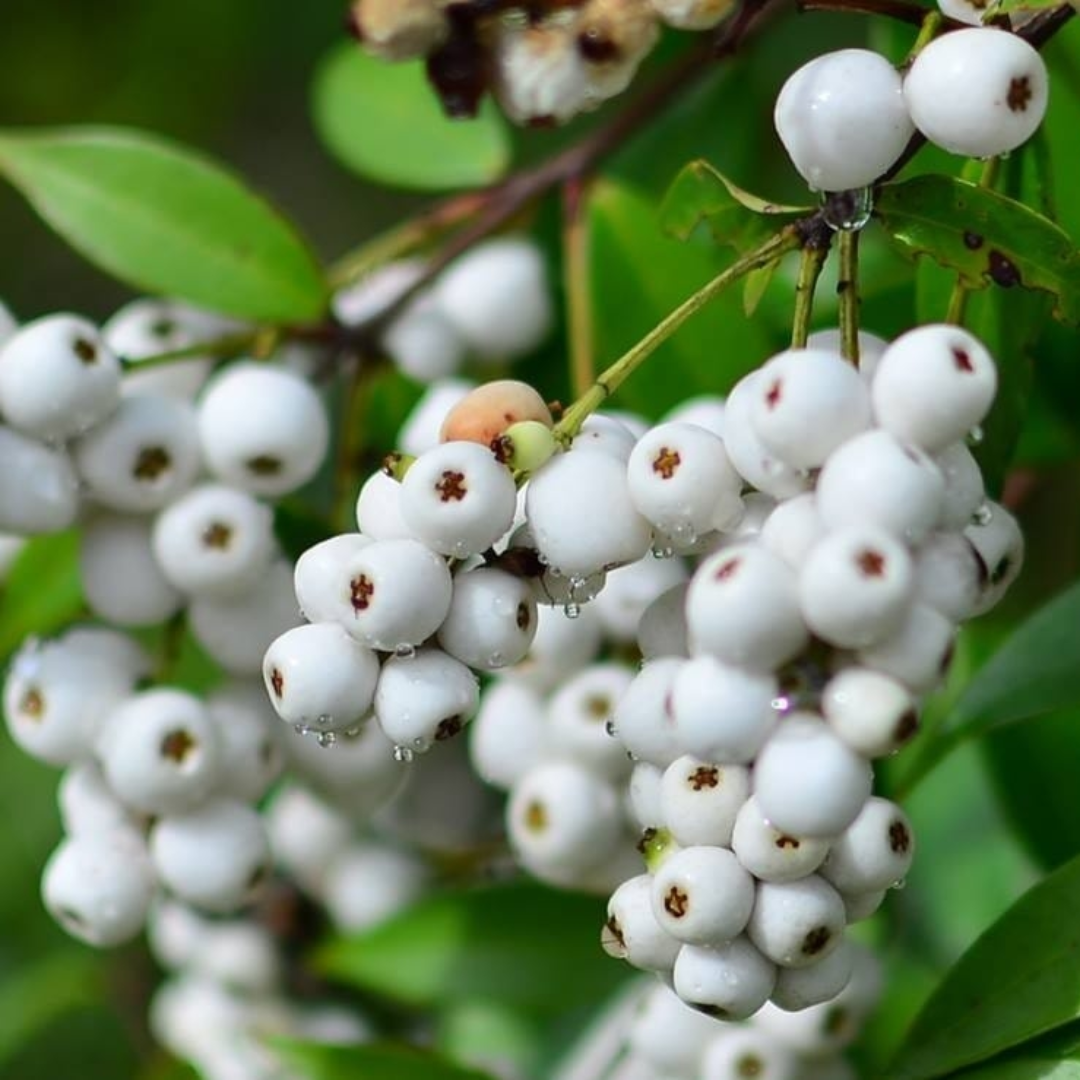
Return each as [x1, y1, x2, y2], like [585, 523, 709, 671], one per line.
[488, 651, 505, 667]
[605, 719, 617, 737]
[651, 544, 676, 560]
[394, 643, 417, 660]
[890, 877, 907, 891]
[392, 744, 414, 763]
[344, 726, 362, 738]
[967, 425, 985, 446]
[771, 696, 791, 714]
[972, 502, 994, 526]
[564, 602, 581, 619]
[316, 731, 337, 749]
[821, 186, 873, 232]
[315, 714, 333, 727]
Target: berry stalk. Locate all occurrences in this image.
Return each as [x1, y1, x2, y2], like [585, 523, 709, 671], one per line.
[554, 227, 802, 443]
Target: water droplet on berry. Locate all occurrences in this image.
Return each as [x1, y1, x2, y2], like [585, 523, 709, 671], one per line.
[967, 425, 985, 446]
[344, 726, 362, 738]
[822, 185, 873, 231]
[972, 502, 994, 526]
[292, 723, 306, 735]
[771, 696, 792, 714]
[315, 714, 332, 727]
[564, 602, 581, 619]
[392, 744, 414, 763]
[412, 736, 430, 752]
[890, 877, 906, 891]
[651, 543, 676, 559]
[605, 719, 617, 737]
[394, 643, 417, 660]
[316, 731, 337, 749]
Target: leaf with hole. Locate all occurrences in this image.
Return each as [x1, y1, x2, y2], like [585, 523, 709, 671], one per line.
[0, 127, 327, 323]
[874, 176, 1080, 326]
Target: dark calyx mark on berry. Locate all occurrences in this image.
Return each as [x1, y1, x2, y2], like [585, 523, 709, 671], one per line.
[764, 378, 783, 410]
[988, 250, 1021, 289]
[585, 693, 611, 721]
[350, 573, 375, 613]
[577, 28, 620, 62]
[951, 346, 974, 373]
[888, 819, 911, 854]
[1007, 75, 1033, 112]
[524, 799, 548, 832]
[664, 885, 689, 918]
[688, 765, 719, 791]
[603, 914, 627, 955]
[715, 557, 741, 582]
[636, 826, 658, 855]
[991, 554, 1012, 586]
[57, 906, 87, 931]
[150, 317, 177, 339]
[894, 709, 919, 743]
[426, 19, 487, 118]
[133, 445, 171, 482]
[161, 727, 197, 764]
[202, 521, 233, 549]
[801, 924, 832, 957]
[246, 454, 283, 476]
[270, 667, 285, 699]
[963, 231, 984, 251]
[19, 685, 45, 720]
[736, 1054, 765, 1078]
[515, 602, 531, 631]
[774, 834, 801, 850]
[490, 433, 513, 464]
[855, 548, 886, 578]
[652, 446, 681, 480]
[435, 715, 463, 741]
[435, 469, 468, 502]
[73, 337, 98, 364]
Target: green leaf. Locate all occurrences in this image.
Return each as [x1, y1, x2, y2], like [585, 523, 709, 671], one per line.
[0, 952, 102, 1066]
[0, 532, 83, 662]
[661, 160, 807, 251]
[897, 580, 1080, 793]
[312, 45, 511, 193]
[889, 852, 1080, 1079]
[317, 882, 627, 1017]
[986, 0, 1061, 18]
[587, 178, 774, 417]
[0, 127, 327, 322]
[273, 1040, 497, 1080]
[874, 175, 1080, 326]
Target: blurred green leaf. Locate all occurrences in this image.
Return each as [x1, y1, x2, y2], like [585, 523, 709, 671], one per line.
[317, 882, 627, 1018]
[0, 951, 101, 1067]
[898, 580, 1080, 793]
[660, 159, 807, 249]
[274, 1040, 497, 1079]
[0, 126, 327, 322]
[0, 532, 82, 662]
[983, 708, 1080, 873]
[312, 45, 511, 193]
[436, 1000, 543, 1080]
[587, 178, 774, 417]
[875, 176, 1080, 326]
[890, 852, 1080, 1079]
[986, 0, 1061, 17]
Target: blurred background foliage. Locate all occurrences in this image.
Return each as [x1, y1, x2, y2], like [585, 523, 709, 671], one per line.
[0, 3, 1078, 1078]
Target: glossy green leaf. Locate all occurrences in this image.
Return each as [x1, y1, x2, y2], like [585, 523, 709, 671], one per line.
[986, 0, 1061, 17]
[897, 580, 1080, 793]
[661, 159, 807, 251]
[273, 1040, 496, 1080]
[312, 45, 511, 192]
[890, 852, 1080, 1079]
[587, 178, 774, 417]
[0, 127, 327, 322]
[875, 176, 1080, 325]
[0, 532, 83, 662]
[317, 882, 627, 1017]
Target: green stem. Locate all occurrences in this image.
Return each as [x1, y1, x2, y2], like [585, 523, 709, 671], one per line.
[118, 330, 259, 371]
[945, 156, 1002, 326]
[326, 191, 486, 292]
[790, 240, 831, 349]
[837, 228, 861, 364]
[563, 177, 596, 400]
[554, 228, 801, 443]
[909, 9, 943, 59]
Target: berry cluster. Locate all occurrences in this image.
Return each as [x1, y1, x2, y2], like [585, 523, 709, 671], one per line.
[775, 29, 1049, 194]
[334, 236, 552, 383]
[589, 325, 1020, 1024]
